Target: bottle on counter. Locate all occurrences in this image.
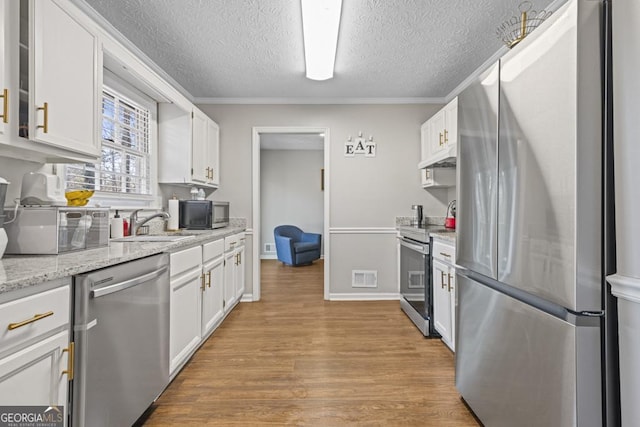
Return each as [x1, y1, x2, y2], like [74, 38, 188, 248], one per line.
[110, 210, 124, 238]
[190, 187, 198, 200]
[123, 218, 129, 237]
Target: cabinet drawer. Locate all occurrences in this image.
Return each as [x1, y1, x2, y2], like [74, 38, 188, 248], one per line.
[433, 240, 455, 263]
[0, 286, 70, 352]
[203, 239, 224, 262]
[224, 234, 239, 252]
[171, 246, 203, 277]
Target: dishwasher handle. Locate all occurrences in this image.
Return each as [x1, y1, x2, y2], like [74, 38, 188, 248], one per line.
[90, 266, 168, 298]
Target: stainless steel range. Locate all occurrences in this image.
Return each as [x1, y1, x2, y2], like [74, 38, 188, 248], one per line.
[398, 225, 443, 336]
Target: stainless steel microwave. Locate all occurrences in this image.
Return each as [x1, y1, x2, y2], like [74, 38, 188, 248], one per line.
[179, 200, 229, 229]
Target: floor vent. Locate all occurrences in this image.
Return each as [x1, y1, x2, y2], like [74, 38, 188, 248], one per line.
[264, 243, 276, 253]
[352, 270, 378, 288]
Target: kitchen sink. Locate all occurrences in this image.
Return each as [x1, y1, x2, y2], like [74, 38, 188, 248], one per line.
[110, 235, 196, 242]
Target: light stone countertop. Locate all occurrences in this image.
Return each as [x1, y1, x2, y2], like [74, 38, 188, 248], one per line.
[0, 227, 245, 296]
[429, 230, 456, 244]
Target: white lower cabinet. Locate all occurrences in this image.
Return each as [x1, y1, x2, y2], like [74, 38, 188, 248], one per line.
[170, 234, 245, 376]
[223, 248, 236, 312]
[432, 239, 456, 352]
[169, 245, 203, 374]
[201, 239, 224, 338]
[223, 232, 246, 312]
[0, 281, 72, 426]
[235, 241, 245, 300]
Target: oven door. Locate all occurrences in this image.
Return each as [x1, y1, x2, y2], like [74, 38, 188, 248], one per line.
[399, 237, 430, 318]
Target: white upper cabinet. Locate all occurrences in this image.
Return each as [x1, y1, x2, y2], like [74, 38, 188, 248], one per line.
[158, 104, 220, 188]
[0, 1, 18, 144]
[191, 108, 209, 184]
[418, 97, 458, 169]
[207, 119, 220, 186]
[28, 0, 99, 158]
[0, 0, 100, 162]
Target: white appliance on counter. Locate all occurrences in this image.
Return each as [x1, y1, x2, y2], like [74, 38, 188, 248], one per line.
[455, 1, 611, 425]
[20, 172, 67, 206]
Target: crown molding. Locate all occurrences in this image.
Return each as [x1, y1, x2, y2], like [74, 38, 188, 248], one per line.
[69, 0, 195, 103]
[193, 97, 447, 105]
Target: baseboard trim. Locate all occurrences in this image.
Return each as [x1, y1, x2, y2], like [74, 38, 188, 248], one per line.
[241, 294, 254, 302]
[329, 292, 400, 301]
[261, 255, 325, 260]
[329, 227, 397, 234]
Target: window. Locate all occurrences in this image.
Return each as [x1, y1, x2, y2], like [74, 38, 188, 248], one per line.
[65, 79, 156, 204]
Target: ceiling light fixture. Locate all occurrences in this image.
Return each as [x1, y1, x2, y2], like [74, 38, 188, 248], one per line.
[301, 0, 343, 81]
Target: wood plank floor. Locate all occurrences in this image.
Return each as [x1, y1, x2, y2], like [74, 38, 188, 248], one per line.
[141, 259, 478, 426]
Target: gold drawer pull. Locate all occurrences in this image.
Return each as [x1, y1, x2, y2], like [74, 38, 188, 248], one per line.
[62, 342, 75, 380]
[37, 102, 49, 133]
[0, 88, 8, 124]
[201, 274, 206, 291]
[448, 274, 454, 292]
[439, 252, 451, 258]
[439, 132, 443, 146]
[8, 311, 54, 330]
[207, 271, 212, 288]
[440, 271, 446, 289]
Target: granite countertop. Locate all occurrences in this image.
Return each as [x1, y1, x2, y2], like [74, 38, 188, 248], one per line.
[0, 227, 245, 295]
[396, 223, 457, 244]
[429, 230, 456, 243]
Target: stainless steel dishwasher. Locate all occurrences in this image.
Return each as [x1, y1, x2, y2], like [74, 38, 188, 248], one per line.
[72, 253, 170, 427]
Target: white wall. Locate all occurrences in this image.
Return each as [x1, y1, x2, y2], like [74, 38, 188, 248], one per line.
[260, 149, 324, 258]
[198, 103, 446, 298]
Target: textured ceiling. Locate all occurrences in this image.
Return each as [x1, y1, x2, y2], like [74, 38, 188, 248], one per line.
[80, 0, 558, 101]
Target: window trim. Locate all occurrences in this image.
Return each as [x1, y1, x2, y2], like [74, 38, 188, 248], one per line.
[64, 70, 161, 209]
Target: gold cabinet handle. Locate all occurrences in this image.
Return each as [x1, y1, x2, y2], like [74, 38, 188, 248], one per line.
[7, 311, 54, 330]
[209, 168, 214, 180]
[207, 271, 212, 288]
[0, 88, 8, 124]
[201, 274, 206, 291]
[439, 252, 451, 259]
[37, 102, 49, 133]
[235, 253, 239, 266]
[447, 274, 454, 292]
[440, 271, 446, 289]
[439, 132, 443, 146]
[62, 342, 75, 380]
[444, 129, 449, 144]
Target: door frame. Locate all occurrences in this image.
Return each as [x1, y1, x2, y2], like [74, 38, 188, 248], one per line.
[251, 126, 330, 301]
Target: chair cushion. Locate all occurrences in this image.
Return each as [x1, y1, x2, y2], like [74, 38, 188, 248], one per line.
[293, 241, 319, 253]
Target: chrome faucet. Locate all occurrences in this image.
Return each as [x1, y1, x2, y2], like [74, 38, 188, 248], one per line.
[130, 209, 170, 236]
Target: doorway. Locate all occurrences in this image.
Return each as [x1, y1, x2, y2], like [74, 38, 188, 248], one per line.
[252, 127, 330, 301]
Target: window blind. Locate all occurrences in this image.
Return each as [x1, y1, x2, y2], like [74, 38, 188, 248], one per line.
[66, 87, 151, 195]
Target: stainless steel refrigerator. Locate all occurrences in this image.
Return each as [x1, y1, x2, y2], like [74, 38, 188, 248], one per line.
[455, 1, 606, 425]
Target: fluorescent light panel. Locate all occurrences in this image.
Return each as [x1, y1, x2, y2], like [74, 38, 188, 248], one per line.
[301, 0, 343, 81]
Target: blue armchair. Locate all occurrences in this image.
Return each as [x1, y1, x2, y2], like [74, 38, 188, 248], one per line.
[274, 225, 321, 266]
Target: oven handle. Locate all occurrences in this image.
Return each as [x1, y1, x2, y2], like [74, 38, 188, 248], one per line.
[399, 237, 429, 255]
